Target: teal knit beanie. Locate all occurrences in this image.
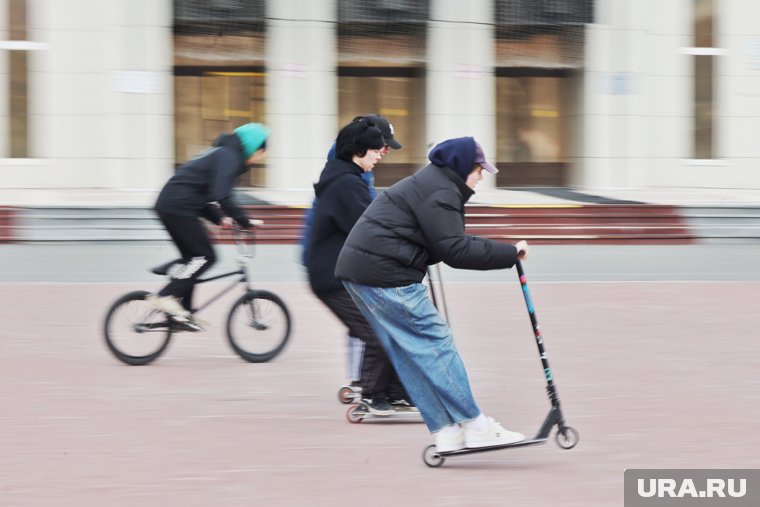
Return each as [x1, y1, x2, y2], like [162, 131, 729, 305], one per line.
[234, 123, 270, 158]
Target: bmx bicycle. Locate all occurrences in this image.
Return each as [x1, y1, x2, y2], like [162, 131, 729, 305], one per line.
[103, 222, 292, 366]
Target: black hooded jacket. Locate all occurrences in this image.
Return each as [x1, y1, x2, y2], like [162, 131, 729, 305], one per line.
[155, 133, 251, 227]
[335, 137, 518, 287]
[307, 158, 373, 294]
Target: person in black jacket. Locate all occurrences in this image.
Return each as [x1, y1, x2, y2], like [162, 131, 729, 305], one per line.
[336, 136, 529, 451]
[301, 115, 403, 401]
[307, 117, 411, 415]
[148, 123, 270, 326]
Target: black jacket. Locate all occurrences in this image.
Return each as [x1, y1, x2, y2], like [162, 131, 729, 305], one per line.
[307, 158, 373, 294]
[155, 133, 250, 227]
[335, 163, 519, 287]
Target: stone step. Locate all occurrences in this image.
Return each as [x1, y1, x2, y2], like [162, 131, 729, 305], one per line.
[4, 203, 760, 244]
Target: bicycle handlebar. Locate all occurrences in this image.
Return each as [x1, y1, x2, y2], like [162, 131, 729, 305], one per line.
[231, 219, 264, 232]
[232, 220, 263, 260]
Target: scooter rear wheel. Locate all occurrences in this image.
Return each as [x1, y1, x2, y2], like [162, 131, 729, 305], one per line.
[422, 445, 445, 467]
[337, 386, 356, 404]
[346, 404, 366, 424]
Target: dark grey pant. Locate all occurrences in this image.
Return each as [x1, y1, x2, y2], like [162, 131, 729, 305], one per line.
[317, 288, 409, 400]
[156, 211, 217, 310]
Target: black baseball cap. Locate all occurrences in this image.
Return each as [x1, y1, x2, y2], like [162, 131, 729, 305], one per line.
[359, 114, 402, 150]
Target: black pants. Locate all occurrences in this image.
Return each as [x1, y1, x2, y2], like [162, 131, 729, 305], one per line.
[157, 211, 216, 310]
[317, 288, 409, 400]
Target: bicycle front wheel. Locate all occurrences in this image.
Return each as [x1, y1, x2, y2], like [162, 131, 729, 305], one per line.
[227, 290, 291, 363]
[103, 290, 173, 366]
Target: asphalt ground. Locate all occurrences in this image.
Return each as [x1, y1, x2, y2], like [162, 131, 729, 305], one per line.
[1, 243, 759, 506]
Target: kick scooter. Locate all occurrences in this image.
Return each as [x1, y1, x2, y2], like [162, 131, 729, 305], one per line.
[422, 260, 579, 467]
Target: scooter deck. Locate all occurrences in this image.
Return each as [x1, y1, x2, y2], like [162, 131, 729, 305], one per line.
[346, 403, 423, 423]
[366, 410, 421, 418]
[438, 437, 547, 457]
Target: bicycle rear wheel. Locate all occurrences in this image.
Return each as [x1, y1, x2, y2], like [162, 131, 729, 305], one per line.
[103, 290, 173, 366]
[227, 290, 291, 363]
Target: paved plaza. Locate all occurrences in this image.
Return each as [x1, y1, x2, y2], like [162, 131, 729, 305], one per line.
[1, 244, 759, 506]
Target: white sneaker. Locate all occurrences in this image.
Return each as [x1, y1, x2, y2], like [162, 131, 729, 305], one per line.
[176, 316, 208, 332]
[464, 418, 526, 449]
[435, 427, 466, 453]
[189, 316, 209, 330]
[146, 294, 190, 322]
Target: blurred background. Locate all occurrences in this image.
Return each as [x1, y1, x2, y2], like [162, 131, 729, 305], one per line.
[1, 0, 753, 195]
[2, 3, 760, 505]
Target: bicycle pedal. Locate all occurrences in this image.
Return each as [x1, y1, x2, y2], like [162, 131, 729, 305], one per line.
[249, 319, 268, 330]
[190, 317, 209, 329]
[171, 320, 203, 332]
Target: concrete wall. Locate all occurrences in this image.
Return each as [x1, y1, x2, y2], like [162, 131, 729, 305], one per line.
[580, 0, 760, 190]
[712, 0, 760, 187]
[0, 0, 174, 189]
[581, 0, 690, 189]
[1, 0, 760, 193]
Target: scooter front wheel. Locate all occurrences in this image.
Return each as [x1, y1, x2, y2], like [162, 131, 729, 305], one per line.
[556, 425, 579, 449]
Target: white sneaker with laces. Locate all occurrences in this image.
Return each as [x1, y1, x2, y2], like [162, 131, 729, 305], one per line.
[146, 294, 190, 322]
[435, 426, 466, 453]
[464, 418, 525, 448]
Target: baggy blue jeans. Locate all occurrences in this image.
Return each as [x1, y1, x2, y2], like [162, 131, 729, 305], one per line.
[343, 280, 481, 433]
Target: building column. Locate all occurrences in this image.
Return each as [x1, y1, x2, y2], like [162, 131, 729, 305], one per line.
[18, 0, 174, 190]
[265, 0, 337, 190]
[0, 0, 8, 158]
[426, 0, 496, 189]
[580, 0, 692, 190]
[106, 0, 175, 189]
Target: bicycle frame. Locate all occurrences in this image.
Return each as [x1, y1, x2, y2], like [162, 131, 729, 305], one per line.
[185, 227, 256, 315]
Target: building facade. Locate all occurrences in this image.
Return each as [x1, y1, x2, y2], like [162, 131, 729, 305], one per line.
[1, 0, 758, 194]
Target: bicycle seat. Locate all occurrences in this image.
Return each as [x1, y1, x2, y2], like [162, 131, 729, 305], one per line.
[151, 259, 181, 276]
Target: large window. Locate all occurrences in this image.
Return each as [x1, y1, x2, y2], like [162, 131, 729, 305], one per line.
[494, 0, 587, 187]
[496, 70, 570, 186]
[338, 0, 428, 187]
[174, 69, 266, 185]
[498, 75, 565, 163]
[9, 0, 28, 158]
[692, 0, 716, 160]
[338, 70, 426, 187]
[173, 0, 266, 186]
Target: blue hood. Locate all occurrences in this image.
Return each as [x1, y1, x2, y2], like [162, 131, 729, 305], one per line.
[428, 137, 477, 182]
